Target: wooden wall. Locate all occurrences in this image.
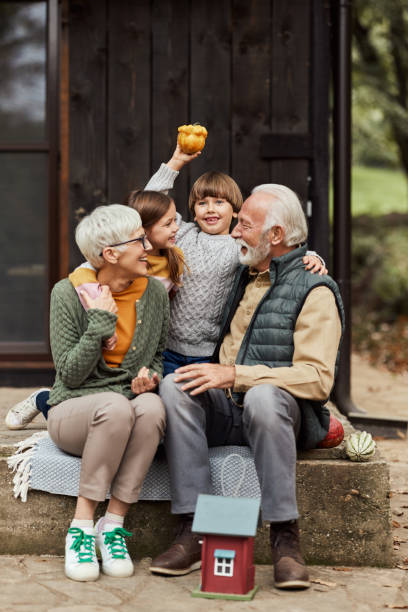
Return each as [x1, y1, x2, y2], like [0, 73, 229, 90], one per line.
[68, 0, 331, 269]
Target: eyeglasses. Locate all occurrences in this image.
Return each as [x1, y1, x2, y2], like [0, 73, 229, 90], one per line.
[100, 235, 148, 256]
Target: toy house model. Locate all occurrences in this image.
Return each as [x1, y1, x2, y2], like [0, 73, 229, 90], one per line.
[191, 494, 261, 600]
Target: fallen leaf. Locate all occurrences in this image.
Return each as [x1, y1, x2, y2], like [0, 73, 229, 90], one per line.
[332, 567, 352, 572]
[311, 579, 337, 588]
[351, 489, 360, 495]
[396, 565, 408, 570]
[393, 520, 402, 528]
[394, 511, 405, 517]
[313, 587, 329, 592]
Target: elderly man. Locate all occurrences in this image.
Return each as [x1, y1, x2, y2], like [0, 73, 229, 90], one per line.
[151, 184, 344, 589]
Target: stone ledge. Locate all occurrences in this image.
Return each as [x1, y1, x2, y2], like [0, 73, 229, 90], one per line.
[0, 404, 392, 566]
[0, 451, 392, 566]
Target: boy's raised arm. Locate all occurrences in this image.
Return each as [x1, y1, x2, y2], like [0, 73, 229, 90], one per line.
[166, 144, 201, 172]
[144, 162, 178, 194]
[144, 144, 200, 193]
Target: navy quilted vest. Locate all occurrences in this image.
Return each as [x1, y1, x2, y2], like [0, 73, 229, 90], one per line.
[214, 245, 345, 449]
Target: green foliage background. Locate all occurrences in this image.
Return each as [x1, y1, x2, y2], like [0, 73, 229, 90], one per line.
[351, 1, 408, 370]
[351, 167, 408, 370]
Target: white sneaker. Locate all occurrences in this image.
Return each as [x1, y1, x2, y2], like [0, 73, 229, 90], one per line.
[5, 388, 50, 430]
[65, 526, 99, 582]
[95, 520, 134, 577]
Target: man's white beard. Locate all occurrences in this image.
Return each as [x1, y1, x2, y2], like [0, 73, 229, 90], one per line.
[236, 233, 271, 266]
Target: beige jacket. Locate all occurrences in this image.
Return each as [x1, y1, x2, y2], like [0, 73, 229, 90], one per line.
[219, 269, 342, 402]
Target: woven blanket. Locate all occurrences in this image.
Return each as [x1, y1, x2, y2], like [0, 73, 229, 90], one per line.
[7, 432, 261, 503]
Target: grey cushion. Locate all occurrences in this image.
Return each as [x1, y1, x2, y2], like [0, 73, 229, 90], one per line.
[30, 436, 261, 500]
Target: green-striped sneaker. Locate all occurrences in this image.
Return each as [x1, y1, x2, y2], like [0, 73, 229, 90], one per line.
[65, 526, 99, 582]
[96, 521, 134, 577]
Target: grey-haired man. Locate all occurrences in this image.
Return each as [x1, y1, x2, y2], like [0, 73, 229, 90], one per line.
[151, 184, 344, 589]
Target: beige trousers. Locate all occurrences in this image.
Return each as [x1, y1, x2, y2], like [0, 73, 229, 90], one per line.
[47, 391, 166, 503]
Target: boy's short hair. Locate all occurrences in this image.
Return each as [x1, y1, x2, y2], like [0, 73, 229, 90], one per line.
[75, 203, 142, 269]
[188, 171, 243, 213]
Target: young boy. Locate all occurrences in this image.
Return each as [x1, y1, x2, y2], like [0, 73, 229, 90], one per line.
[145, 145, 326, 377]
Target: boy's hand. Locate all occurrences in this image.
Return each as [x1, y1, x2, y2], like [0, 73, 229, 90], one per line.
[166, 144, 201, 172]
[131, 367, 160, 394]
[303, 255, 328, 275]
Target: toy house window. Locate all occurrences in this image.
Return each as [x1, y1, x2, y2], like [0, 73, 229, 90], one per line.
[213, 549, 235, 577]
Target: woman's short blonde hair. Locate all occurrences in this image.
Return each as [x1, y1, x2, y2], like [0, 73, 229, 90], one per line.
[75, 204, 142, 268]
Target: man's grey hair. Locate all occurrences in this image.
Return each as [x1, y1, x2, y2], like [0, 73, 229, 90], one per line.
[251, 184, 308, 246]
[75, 204, 142, 269]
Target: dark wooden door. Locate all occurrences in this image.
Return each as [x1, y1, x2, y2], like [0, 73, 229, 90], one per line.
[68, 0, 331, 268]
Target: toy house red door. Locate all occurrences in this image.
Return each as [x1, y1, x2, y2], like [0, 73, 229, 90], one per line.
[201, 534, 255, 595]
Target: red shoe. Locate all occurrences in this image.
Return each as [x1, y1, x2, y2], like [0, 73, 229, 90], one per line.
[317, 414, 344, 448]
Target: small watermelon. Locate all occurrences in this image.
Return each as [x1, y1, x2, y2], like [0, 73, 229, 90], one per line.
[345, 431, 376, 462]
[317, 414, 345, 448]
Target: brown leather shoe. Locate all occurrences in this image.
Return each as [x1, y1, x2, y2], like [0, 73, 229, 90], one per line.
[270, 520, 310, 589]
[149, 518, 202, 576]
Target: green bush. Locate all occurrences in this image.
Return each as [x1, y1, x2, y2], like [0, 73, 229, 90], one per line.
[352, 214, 408, 318]
[352, 214, 408, 371]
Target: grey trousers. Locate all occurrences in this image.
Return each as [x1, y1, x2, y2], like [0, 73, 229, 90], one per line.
[48, 391, 166, 504]
[159, 375, 301, 522]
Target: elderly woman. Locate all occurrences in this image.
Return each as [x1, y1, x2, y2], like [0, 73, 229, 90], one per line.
[47, 204, 169, 582]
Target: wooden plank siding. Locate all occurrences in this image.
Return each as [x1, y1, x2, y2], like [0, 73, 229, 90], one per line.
[269, 0, 310, 201]
[151, 0, 190, 213]
[68, 0, 108, 268]
[67, 0, 330, 270]
[108, 0, 151, 204]
[190, 0, 232, 181]
[231, 0, 271, 196]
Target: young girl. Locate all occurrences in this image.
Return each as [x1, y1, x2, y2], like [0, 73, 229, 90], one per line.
[5, 191, 185, 428]
[145, 144, 327, 377]
[125, 190, 185, 297]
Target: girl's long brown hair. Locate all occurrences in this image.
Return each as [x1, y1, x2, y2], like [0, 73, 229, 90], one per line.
[125, 190, 185, 287]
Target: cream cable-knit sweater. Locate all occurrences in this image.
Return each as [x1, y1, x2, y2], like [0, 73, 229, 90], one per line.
[145, 163, 323, 357]
[146, 164, 240, 356]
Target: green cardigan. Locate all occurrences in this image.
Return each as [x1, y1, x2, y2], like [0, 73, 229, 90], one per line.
[48, 277, 169, 406]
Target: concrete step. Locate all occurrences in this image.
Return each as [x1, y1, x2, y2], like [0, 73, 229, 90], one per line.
[0, 400, 392, 566]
